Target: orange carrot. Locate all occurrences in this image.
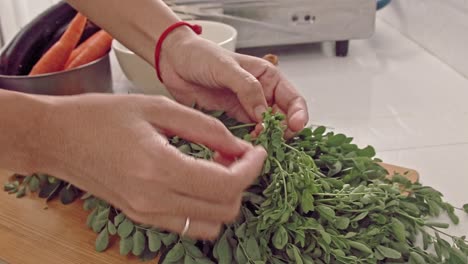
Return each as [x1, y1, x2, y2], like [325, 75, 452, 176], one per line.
[29, 13, 87, 76]
[65, 30, 113, 70]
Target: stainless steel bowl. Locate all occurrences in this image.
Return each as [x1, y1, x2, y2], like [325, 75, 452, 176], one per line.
[0, 54, 113, 95]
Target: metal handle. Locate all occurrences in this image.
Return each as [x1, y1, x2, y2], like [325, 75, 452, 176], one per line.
[0, 19, 4, 48]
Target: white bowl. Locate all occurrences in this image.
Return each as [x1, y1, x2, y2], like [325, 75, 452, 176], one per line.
[113, 20, 237, 96]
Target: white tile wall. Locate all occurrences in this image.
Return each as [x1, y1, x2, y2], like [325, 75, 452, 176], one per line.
[379, 0, 468, 78]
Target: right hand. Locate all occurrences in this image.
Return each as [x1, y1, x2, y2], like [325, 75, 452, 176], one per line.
[32, 94, 267, 239]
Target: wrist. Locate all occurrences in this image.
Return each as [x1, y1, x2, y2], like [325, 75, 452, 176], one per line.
[157, 23, 201, 82]
[0, 91, 55, 174]
[161, 26, 198, 52]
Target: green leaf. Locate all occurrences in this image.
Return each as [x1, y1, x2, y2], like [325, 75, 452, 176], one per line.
[448, 248, 468, 264]
[235, 244, 248, 263]
[107, 221, 117, 235]
[292, 245, 304, 264]
[183, 242, 203, 258]
[245, 237, 261, 260]
[409, 252, 426, 264]
[214, 232, 232, 264]
[313, 126, 326, 135]
[376, 245, 402, 259]
[92, 208, 110, 233]
[86, 208, 98, 228]
[163, 243, 185, 263]
[327, 134, 347, 146]
[117, 218, 134, 238]
[357, 146, 376, 157]
[301, 191, 315, 213]
[352, 211, 368, 222]
[194, 258, 215, 264]
[132, 230, 146, 256]
[139, 246, 160, 261]
[463, 204, 468, 214]
[448, 210, 460, 224]
[59, 186, 78, 205]
[147, 230, 162, 252]
[15, 186, 26, 198]
[348, 241, 372, 254]
[422, 231, 431, 250]
[114, 213, 125, 226]
[319, 230, 331, 245]
[316, 205, 335, 222]
[83, 198, 97, 211]
[334, 217, 350, 230]
[38, 180, 62, 200]
[120, 236, 133, 256]
[29, 176, 40, 192]
[3, 182, 17, 192]
[92, 218, 108, 233]
[391, 218, 406, 242]
[272, 225, 288, 250]
[95, 229, 109, 252]
[425, 221, 449, 229]
[161, 233, 178, 246]
[184, 255, 197, 264]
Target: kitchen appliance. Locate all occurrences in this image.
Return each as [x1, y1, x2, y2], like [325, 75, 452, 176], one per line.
[165, 0, 377, 56]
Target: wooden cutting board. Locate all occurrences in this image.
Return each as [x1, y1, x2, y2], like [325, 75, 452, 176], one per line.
[0, 164, 419, 264]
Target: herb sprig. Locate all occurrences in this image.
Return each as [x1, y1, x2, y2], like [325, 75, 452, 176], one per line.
[4, 109, 468, 263]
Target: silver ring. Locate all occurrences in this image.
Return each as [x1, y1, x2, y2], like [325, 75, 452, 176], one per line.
[181, 217, 190, 237]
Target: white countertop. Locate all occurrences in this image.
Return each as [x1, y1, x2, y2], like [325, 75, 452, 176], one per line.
[111, 18, 468, 237]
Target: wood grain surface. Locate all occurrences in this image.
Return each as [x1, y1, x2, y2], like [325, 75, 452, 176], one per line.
[0, 164, 419, 264]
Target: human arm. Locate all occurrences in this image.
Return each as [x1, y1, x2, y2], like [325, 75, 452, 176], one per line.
[0, 90, 266, 239]
[65, 0, 309, 131]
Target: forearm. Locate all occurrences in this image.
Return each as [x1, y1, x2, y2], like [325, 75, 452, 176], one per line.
[0, 90, 52, 173]
[66, 0, 195, 66]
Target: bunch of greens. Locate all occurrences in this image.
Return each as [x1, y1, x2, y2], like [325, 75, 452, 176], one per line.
[4, 110, 468, 264]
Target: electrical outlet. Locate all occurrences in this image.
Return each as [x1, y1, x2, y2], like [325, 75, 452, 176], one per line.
[291, 11, 316, 25]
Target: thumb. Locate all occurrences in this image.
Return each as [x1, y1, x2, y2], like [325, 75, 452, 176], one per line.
[216, 62, 268, 122]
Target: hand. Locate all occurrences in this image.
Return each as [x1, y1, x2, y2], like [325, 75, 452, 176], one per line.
[159, 28, 309, 136]
[33, 94, 267, 239]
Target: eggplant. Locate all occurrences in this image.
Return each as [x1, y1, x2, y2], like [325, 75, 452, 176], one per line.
[0, 1, 76, 76]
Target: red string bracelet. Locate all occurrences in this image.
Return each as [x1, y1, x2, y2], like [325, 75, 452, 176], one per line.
[154, 21, 202, 83]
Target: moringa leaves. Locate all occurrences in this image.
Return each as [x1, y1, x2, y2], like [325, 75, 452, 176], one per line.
[95, 229, 109, 252]
[5, 110, 468, 264]
[117, 218, 134, 238]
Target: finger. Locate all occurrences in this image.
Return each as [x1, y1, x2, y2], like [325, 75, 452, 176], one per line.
[237, 55, 280, 106]
[142, 96, 251, 157]
[237, 55, 309, 132]
[272, 104, 296, 139]
[213, 152, 235, 167]
[165, 77, 252, 124]
[273, 78, 309, 132]
[250, 123, 264, 139]
[215, 59, 268, 122]
[126, 189, 242, 223]
[162, 145, 267, 203]
[123, 210, 222, 240]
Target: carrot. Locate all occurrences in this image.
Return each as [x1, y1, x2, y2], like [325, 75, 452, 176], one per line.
[65, 30, 113, 70]
[29, 13, 87, 76]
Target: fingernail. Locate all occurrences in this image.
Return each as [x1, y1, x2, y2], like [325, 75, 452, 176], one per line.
[254, 105, 267, 121]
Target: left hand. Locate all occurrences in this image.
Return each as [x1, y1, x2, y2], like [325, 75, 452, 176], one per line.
[159, 27, 309, 135]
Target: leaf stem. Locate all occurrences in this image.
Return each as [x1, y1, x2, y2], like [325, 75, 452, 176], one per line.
[273, 159, 288, 205]
[428, 226, 468, 242]
[228, 123, 256, 130]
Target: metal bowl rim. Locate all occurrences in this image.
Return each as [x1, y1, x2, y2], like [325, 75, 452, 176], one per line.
[0, 52, 110, 79]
